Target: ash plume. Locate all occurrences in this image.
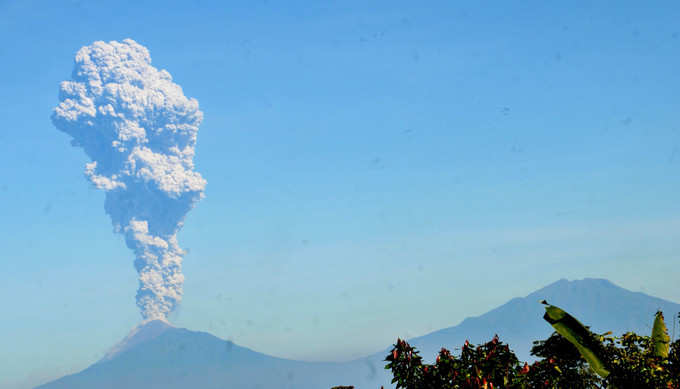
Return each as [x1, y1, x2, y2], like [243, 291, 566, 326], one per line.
[51, 39, 206, 322]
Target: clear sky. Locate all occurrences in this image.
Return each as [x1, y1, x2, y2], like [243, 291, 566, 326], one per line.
[1, 1, 680, 388]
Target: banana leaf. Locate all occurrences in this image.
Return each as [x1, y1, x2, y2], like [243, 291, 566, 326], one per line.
[542, 302, 610, 378]
[651, 310, 670, 358]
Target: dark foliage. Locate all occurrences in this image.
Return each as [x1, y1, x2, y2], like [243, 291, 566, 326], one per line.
[381, 329, 680, 388]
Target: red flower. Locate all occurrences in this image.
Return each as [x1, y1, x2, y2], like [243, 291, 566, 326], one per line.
[436, 355, 440, 364]
[392, 350, 398, 360]
[424, 366, 429, 373]
[520, 362, 530, 374]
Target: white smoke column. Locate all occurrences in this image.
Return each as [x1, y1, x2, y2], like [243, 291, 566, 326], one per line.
[51, 39, 206, 322]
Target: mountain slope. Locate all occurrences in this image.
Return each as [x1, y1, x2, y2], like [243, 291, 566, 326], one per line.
[99, 319, 173, 362]
[36, 278, 680, 389]
[364, 278, 680, 365]
[36, 324, 381, 389]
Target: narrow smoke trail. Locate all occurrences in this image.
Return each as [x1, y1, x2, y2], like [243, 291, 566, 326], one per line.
[52, 39, 206, 322]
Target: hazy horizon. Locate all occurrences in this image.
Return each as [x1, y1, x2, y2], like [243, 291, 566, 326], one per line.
[2, 1, 680, 388]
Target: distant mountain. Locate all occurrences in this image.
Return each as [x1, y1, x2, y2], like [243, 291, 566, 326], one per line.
[36, 278, 680, 389]
[35, 321, 380, 389]
[363, 278, 680, 366]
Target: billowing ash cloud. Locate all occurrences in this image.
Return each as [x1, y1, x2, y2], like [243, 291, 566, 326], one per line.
[52, 39, 206, 322]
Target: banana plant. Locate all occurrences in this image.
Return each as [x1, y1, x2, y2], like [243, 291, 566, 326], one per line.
[540, 300, 610, 378]
[651, 310, 670, 359]
[541, 301, 672, 382]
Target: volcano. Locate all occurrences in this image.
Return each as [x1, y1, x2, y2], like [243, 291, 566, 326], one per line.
[36, 278, 680, 389]
[35, 319, 382, 389]
[99, 319, 174, 363]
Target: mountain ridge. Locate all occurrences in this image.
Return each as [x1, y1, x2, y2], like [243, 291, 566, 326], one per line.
[36, 278, 680, 389]
[372, 277, 679, 365]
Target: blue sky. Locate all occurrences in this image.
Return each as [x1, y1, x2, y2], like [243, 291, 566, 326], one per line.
[1, 0, 680, 388]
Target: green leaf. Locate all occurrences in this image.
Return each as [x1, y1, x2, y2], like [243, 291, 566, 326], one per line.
[651, 310, 670, 359]
[542, 303, 610, 378]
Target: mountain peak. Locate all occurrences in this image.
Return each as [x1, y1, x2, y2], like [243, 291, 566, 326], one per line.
[535, 277, 616, 294]
[99, 319, 174, 363]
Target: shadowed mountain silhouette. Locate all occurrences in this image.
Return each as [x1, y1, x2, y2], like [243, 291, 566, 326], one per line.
[361, 277, 680, 369]
[36, 278, 680, 389]
[36, 321, 378, 389]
